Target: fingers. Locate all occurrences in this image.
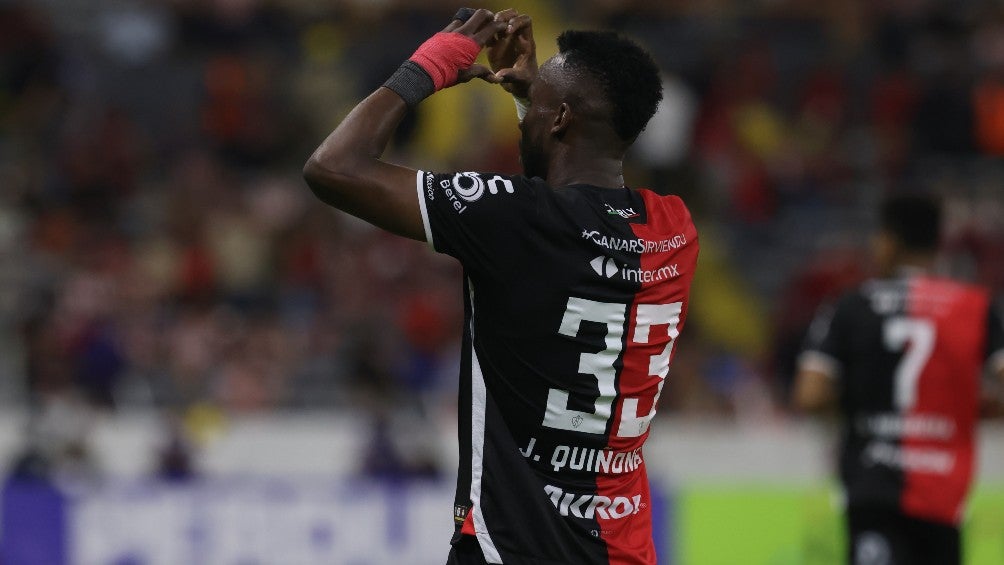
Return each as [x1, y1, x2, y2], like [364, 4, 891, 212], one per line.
[495, 67, 533, 97]
[496, 68, 529, 84]
[453, 7, 477, 23]
[494, 8, 518, 23]
[492, 9, 531, 35]
[457, 64, 501, 85]
[472, 20, 509, 45]
[445, 8, 522, 48]
[505, 14, 532, 35]
[455, 8, 494, 36]
[444, 7, 476, 32]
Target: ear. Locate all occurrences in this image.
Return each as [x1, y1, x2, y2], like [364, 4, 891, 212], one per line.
[550, 102, 571, 135]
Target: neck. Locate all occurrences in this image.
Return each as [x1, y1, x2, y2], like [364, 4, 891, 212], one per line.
[544, 145, 624, 189]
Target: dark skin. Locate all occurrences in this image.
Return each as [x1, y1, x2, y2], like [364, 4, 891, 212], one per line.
[303, 8, 630, 242]
[302, 10, 505, 241]
[486, 8, 536, 99]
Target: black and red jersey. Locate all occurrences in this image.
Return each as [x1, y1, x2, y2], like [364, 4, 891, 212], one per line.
[416, 171, 699, 564]
[801, 272, 1004, 525]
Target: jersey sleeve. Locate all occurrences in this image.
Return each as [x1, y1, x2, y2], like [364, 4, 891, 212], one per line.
[987, 302, 1004, 374]
[797, 296, 850, 379]
[415, 170, 540, 270]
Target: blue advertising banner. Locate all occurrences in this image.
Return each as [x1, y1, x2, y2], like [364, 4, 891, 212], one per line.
[1, 478, 670, 565]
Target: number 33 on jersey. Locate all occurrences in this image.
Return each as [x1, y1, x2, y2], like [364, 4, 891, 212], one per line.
[544, 297, 682, 438]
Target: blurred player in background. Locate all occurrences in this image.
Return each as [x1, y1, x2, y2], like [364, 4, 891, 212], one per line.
[794, 195, 1004, 565]
[303, 7, 697, 565]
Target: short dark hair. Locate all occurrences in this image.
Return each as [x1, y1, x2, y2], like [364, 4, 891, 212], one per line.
[880, 194, 942, 252]
[556, 30, 663, 142]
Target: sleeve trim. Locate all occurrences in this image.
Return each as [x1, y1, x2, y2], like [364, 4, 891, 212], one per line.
[415, 170, 435, 251]
[797, 350, 840, 379]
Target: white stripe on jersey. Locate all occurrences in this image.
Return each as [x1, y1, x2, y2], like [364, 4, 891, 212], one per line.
[468, 280, 502, 563]
[471, 347, 502, 563]
[415, 170, 435, 249]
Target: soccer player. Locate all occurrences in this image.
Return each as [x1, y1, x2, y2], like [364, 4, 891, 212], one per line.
[794, 195, 1004, 565]
[303, 8, 698, 565]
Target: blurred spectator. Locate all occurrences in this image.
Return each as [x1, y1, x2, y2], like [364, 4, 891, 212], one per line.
[7, 394, 98, 483]
[156, 417, 197, 482]
[0, 0, 1002, 486]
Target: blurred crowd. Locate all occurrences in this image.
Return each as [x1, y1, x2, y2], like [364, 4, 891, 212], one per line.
[2, 0, 1004, 478]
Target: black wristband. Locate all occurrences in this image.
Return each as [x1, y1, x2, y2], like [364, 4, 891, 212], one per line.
[383, 61, 436, 108]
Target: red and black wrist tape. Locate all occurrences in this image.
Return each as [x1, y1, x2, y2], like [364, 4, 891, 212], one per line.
[408, 32, 481, 91]
[383, 32, 482, 107]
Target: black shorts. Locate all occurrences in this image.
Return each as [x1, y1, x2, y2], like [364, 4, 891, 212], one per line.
[446, 534, 488, 565]
[846, 505, 960, 565]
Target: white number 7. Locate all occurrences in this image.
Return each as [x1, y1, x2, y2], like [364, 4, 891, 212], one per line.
[883, 317, 936, 409]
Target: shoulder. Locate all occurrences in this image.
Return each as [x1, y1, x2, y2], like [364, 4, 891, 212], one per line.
[838, 285, 871, 308]
[417, 171, 553, 258]
[419, 171, 552, 221]
[916, 275, 984, 292]
[422, 171, 543, 199]
[632, 189, 698, 244]
[912, 276, 992, 313]
[815, 286, 872, 326]
[635, 189, 693, 221]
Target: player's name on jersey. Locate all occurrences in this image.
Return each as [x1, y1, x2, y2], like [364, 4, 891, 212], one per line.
[855, 413, 956, 440]
[863, 442, 956, 475]
[581, 229, 689, 254]
[519, 436, 644, 475]
[864, 281, 957, 315]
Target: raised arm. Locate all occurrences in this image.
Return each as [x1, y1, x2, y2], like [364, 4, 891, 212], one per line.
[302, 9, 507, 240]
[302, 89, 418, 237]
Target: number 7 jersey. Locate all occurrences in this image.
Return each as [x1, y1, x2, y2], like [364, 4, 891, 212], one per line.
[416, 171, 699, 564]
[800, 273, 1004, 525]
